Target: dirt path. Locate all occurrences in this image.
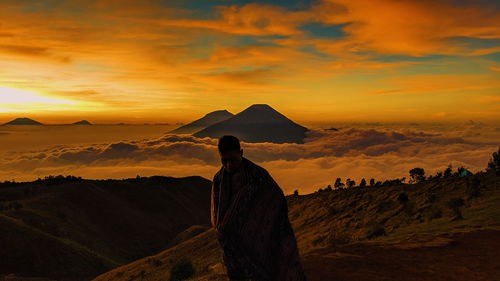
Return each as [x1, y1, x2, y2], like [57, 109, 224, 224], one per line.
[303, 230, 500, 281]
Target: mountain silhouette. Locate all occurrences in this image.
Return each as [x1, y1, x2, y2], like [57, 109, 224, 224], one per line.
[72, 120, 92, 125]
[3, 117, 42, 125]
[170, 110, 234, 134]
[193, 104, 308, 143]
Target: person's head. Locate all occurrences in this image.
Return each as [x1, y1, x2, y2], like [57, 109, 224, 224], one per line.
[218, 135, 243, 173]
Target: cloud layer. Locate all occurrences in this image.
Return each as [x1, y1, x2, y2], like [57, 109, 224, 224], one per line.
[2, 124, 498, 194]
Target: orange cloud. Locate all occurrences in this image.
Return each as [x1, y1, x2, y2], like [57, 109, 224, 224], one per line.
[364, 73, 500, 95]
[313, 0, 500, 56]
[0, 0, 498, 122]
[147, 3, 314, 36]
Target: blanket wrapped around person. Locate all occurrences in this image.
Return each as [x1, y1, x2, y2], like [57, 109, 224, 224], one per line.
[211, 156, 307, 281]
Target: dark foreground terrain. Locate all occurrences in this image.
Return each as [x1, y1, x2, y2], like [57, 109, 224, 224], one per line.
[1, 170, 499, 281]
[304, 229, 500, 281]
[91, 170, 500, 281]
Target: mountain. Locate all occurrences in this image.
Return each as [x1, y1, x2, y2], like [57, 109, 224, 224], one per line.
[72, 120, 92, 125]
[3, 117, 42, 125]
[169, 110, 234, 134]
[92, 170, 500, 281]
[0, 175, 211, 281]
[193, 104, 309, 144]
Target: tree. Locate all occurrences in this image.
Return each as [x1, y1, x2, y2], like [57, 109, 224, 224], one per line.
[369, 178, 375, 186]
[487, 146, 500, 175]
[409, 167, 426, 183]
[444, 164, 453, 178]
[346, 178, 355, 188]
[334, 178, 344, 189]
[325, 184, 333, 191]
[455, 166, 466, 177]
[360, 178, 367, 187]
[293, 189, 299, 196]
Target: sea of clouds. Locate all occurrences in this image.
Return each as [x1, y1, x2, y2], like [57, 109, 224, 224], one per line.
[1, 122, 498, 194]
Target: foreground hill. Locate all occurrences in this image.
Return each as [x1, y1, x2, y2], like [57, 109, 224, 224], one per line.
[193, 104, 309, 144]
[170, 110, 234, 134]
[92, 171, 500, 281]
[0, 176, 211, 281]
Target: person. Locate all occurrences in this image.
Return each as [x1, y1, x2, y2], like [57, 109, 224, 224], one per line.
[210, 135, 307, 281]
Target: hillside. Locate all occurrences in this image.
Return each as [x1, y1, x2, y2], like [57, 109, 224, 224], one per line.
[92, 170, 500, 281]
[0, 176, 211, 281]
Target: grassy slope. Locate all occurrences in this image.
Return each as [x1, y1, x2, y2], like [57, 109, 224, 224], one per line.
[92, 171, 500, 281]
[0, 176, 211, 281]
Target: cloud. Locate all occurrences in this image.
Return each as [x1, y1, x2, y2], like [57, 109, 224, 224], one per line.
[314, 0, 500, 56]
[1, 125, 498, 194]
[150, 3, 313, 36]
[0, 0, 498, 122]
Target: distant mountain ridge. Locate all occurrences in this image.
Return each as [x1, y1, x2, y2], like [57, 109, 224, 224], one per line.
[72, 120, 92, 125]
[193, 104, 309, 144]
[3, 117, 42, 125]
[170, 110, 234, 134]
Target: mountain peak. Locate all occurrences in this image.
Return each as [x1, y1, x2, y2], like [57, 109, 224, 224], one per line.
[204, 110, 231, 117]
[169, 109, 234, 134]
[247, 104, 273, 110]
[72, 120, 92, 125]
[4, 117, 42, 125]
[193, 104, 308, 144]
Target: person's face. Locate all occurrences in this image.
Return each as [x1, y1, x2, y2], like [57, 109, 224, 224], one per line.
[219, 149, 243, 173]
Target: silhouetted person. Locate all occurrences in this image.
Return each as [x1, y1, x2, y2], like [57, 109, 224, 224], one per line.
[211, 135, 307, 281]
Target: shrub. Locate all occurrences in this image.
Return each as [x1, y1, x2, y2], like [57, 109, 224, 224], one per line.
[312, 235, 325, 246]
[147, 258, 163, 267]
[467, 175, 481, 199]
[487, 147, 500, 175]
[397, 193, 409, 204]
[429, 208, 442, 220]
[169, 258, 195, 281]
[9, 201, 23, 210]
[365, 224, 386, 239]
[446, 198, 465, 220]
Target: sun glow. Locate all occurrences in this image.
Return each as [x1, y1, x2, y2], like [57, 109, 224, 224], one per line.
[0, 86, 76, 105]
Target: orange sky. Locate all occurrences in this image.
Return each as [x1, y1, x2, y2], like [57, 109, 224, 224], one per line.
[0, 0, 499, 124]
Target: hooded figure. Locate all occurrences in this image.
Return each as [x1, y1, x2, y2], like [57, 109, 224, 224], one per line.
[211, 135, 307, 281]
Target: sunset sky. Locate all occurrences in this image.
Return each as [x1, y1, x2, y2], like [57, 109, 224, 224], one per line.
[0, 0, 499, 124]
